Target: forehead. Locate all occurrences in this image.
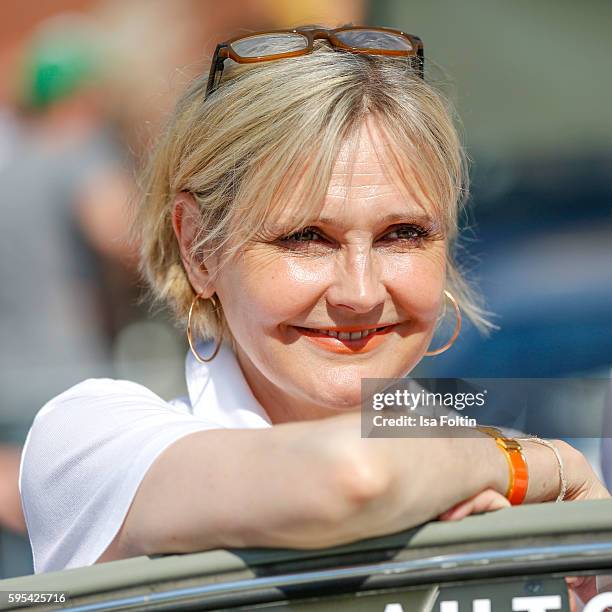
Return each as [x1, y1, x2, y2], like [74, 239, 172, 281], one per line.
[335, 114, 392, 168]
[316, 115, 434, 220]
[327, 115, 404, 196]
[255, 113, 443, 239]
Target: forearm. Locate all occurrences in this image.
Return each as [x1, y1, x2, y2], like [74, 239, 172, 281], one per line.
[332, 430, 510, 541]
[181, 420, 511, 549]
[112, 419, 376, 558]
[109, 418, 499, 558]
[101, 415, 575, 563]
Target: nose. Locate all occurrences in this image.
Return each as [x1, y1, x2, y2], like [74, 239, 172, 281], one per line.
[325, 245, 387, 314]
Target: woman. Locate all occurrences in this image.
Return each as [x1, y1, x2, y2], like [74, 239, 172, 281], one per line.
[19, 25, 609, 574]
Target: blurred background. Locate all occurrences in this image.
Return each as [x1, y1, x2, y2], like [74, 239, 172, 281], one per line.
[0, 0, 610, 578]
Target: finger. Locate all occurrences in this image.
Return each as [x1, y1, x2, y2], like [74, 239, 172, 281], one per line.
[439, 488, 509, 521]
[567, 585, 578, 612]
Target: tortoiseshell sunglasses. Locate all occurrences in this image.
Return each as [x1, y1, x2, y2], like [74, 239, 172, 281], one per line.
[205, 25, 424, 98]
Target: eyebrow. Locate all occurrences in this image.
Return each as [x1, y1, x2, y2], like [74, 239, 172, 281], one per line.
[262, 211, 441, 239]
[314, 212, 436, 231]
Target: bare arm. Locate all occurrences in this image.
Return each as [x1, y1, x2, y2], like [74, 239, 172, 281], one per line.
[0, 446, 26, 534]
[97, 412, 604, 563]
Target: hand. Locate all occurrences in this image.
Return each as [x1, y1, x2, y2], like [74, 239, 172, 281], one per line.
[566, 576, 612, 612]
[438, 440, 611, 523]
[555, 440, 611, 502]
[438, 487, 509, 521]
[566, 576, 597, 612]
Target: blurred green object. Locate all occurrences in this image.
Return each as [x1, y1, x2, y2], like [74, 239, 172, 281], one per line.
[19, 16, 104, 111]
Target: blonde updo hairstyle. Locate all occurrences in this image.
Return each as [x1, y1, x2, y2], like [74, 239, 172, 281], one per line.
[136, 34, 493, 352]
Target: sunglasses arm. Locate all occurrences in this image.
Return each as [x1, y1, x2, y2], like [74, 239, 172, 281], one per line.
[417, 46, 425, 78]
[206, 44, 229, 97]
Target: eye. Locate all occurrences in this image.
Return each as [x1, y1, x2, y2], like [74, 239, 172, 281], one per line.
[278, 227, 327, 244]
[275, 223, 435, 252]
[382, 223, 431, 242]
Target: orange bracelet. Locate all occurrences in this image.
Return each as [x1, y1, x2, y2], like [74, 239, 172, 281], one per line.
[476, 426, 528, 505]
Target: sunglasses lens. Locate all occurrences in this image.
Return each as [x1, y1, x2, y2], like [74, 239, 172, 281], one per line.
[334, 29, 413, 51]
[231, 33, 309, 58]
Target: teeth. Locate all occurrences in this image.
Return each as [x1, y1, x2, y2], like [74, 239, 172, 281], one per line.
[310, 327, 384, 339]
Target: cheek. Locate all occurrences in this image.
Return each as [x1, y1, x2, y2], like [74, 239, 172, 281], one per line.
[218, 250, 334, 330]
[384, 248, 446, 326]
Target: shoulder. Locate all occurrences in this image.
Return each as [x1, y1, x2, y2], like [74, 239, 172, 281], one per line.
[21, 378, 213, 468]
[19, 378, 216, 572]
[33, 377, 188, 426]
[20, 377, 206, 498]
[21, 378, 187, 483]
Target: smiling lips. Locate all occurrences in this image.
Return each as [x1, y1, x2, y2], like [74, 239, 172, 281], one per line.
[293, 323, 398, 353]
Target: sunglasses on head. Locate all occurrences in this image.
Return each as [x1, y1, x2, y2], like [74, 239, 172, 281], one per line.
[205, 25, 424, 98]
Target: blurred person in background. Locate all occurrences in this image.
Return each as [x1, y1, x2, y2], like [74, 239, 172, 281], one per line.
[2, 12, 136, 373]
[0, 17, 29, 567]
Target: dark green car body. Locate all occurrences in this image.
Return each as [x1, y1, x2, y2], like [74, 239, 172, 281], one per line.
[1, 499, 612, 611]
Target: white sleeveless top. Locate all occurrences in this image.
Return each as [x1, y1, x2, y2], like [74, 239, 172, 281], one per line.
[18, 340, 272, 574]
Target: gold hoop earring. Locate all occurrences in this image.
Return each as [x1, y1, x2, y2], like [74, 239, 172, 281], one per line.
[187, 293, 223, 363]
[424, 289, 462, 356]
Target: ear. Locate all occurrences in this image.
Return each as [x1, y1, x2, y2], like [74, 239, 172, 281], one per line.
[172, 192, 216, 298]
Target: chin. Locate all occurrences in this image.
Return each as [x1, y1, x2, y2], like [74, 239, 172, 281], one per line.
[305, 381, 365, 413]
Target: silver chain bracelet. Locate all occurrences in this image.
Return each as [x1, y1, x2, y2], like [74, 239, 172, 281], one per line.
[517, 436, 567, 502]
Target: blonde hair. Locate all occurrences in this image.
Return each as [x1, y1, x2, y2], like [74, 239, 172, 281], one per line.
[135, 38, 495, 348]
